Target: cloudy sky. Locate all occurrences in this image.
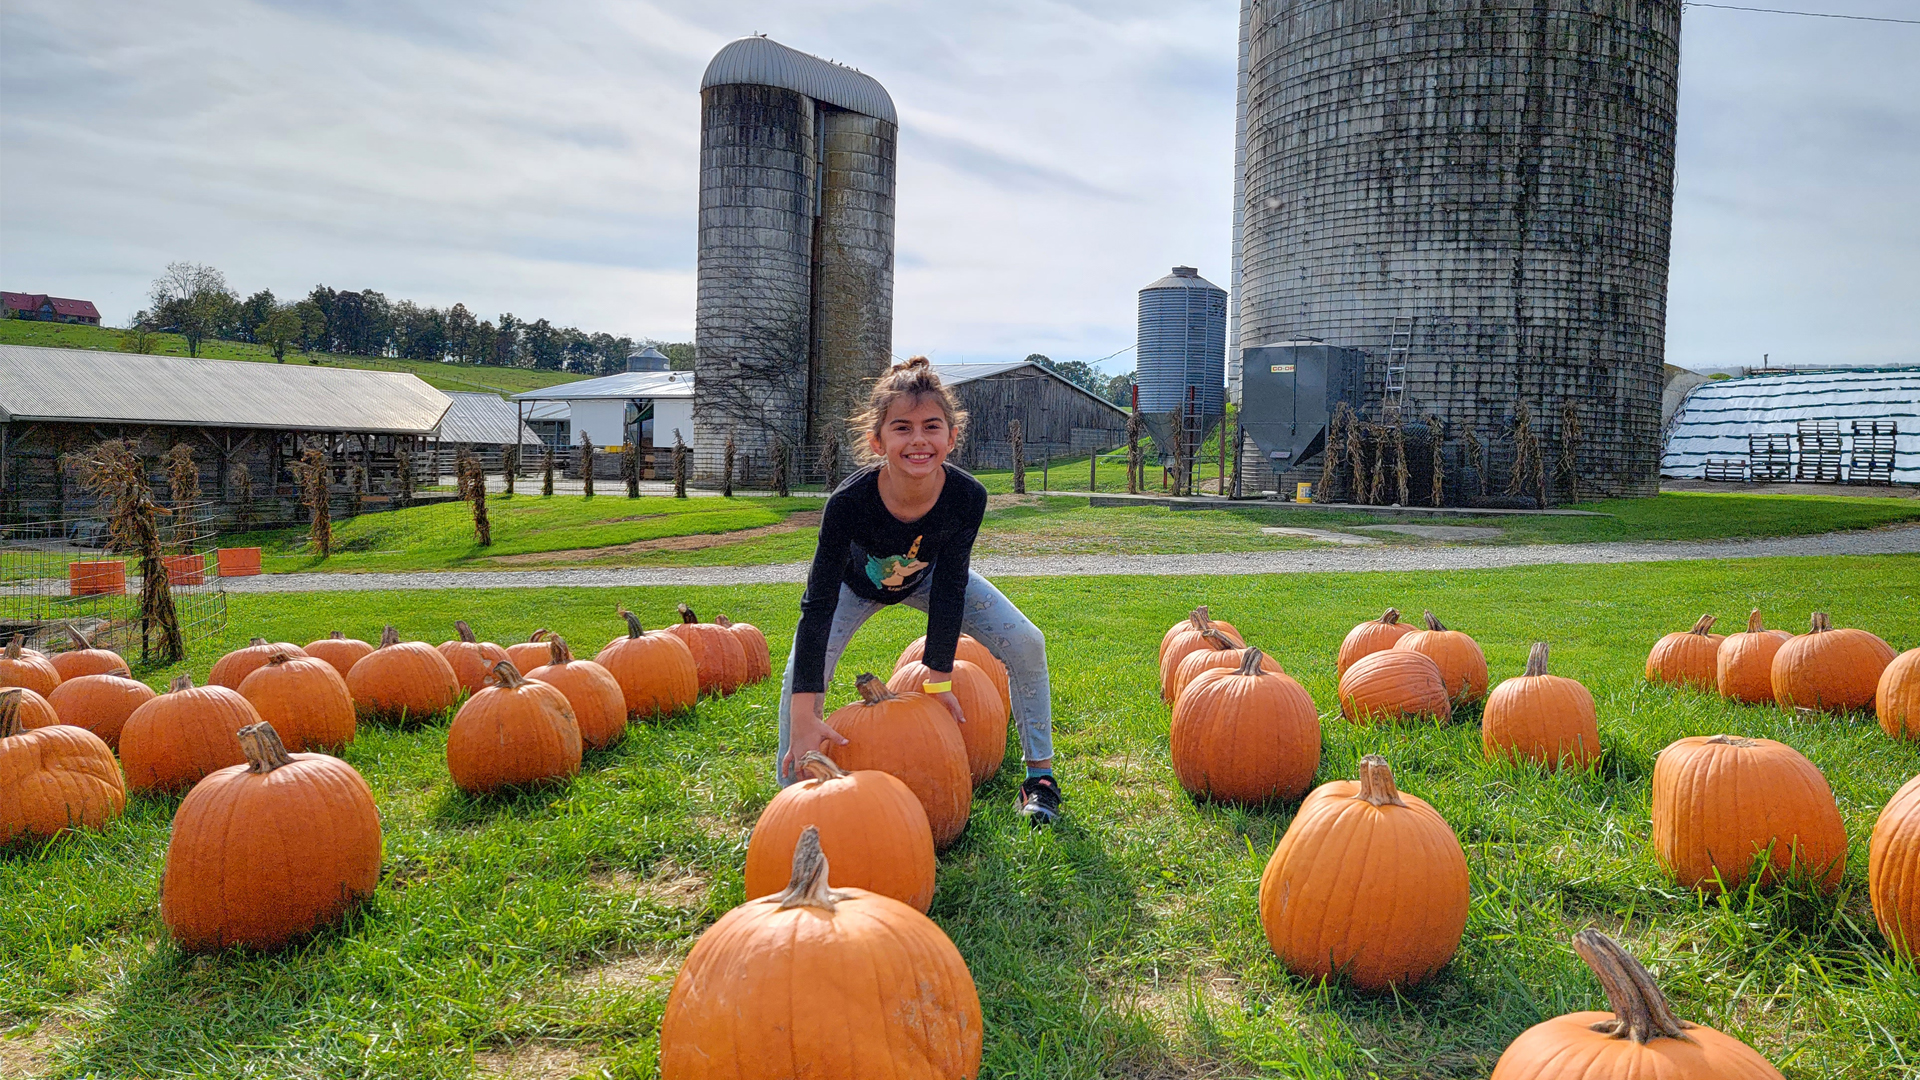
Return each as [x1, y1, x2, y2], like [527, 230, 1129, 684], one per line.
[1, 0, 1913, 375]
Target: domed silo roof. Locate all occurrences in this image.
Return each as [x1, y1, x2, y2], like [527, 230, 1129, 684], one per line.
[701, 36, 896, 124]
[1137, 266, 1228, 420]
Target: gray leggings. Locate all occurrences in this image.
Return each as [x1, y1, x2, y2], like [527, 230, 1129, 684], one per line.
[777, 570, 1053, 786]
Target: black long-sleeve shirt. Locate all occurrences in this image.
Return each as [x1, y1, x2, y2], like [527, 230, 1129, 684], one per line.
[791, 463, 988, 694]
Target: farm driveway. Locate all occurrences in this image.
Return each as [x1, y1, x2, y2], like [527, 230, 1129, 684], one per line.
[217, 523, 1920, 593]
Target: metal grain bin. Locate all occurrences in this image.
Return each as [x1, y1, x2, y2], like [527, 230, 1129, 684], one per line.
[1137, 266, 1228, 457]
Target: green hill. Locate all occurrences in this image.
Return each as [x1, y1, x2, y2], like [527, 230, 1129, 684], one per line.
[0, 320, 589, 395]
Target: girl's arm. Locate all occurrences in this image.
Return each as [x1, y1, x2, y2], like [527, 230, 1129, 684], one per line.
[919, 483, 987, 678]
[783, 495, 858, 775]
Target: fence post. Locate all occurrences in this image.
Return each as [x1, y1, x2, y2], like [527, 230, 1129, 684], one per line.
[1127, 385, 1141, 495]
[1042, 453, 1049, 492]
[503, 444, 518, 496]
[580, 436, 595, 498]
[723, 433, 736, 498]
[1089, 447, 1097, 493]
[673, 430, 688, 499]
[1010, 420, 1025, 495]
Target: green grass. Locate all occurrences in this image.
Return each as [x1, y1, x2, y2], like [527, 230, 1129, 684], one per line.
[0, 321, 587, 396]
[5, 556, 1918, 1078]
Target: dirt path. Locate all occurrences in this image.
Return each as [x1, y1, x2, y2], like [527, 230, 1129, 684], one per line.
[485, 512, 821, 565]
[214, 523, 1920, 593]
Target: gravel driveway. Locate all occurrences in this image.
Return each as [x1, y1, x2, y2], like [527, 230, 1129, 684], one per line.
[214, 524, 1920, 593]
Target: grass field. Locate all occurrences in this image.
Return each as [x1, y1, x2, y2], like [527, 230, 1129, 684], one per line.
[222, 490, 1920, 574]
[0, 321, 587, 396]
[4, 555, 1918, 1078]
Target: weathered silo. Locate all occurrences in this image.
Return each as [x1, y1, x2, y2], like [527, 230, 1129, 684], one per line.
[1137, 266, 1228, 459]
[694, 36, 897, 464]
[1236, 1, 1682, 498]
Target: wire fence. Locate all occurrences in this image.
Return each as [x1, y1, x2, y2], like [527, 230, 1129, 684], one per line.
[0, 502, 227, 662]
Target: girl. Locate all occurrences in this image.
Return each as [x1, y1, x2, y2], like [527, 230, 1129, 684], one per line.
[778, 357, 1061, 825]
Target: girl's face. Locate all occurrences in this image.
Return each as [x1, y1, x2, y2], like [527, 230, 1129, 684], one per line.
[869, 395, 956, 480]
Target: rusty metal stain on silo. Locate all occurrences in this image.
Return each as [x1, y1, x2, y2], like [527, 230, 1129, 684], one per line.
[1236, 0, 1682, 496]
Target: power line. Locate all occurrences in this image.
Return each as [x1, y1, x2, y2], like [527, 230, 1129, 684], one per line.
[1684, 2, 1920, 24]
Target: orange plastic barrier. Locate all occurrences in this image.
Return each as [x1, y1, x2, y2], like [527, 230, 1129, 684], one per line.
[217, 547, 263, 578]
[70, 560, 128, 596]
[164, 553, 206, 586]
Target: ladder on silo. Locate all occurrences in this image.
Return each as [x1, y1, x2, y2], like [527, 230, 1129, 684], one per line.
[1384, 317, 1414, 411]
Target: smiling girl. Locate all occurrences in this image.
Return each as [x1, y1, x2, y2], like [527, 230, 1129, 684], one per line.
[778, 356, 1061, 825]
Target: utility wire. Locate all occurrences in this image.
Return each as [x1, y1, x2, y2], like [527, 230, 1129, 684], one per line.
[1684, 2, 1920, 24]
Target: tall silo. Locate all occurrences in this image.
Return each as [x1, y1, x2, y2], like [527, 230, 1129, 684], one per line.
[694, 36, 897, 464]
[1137, 266, 1228, 458]
[1237, 1, 1682, 497]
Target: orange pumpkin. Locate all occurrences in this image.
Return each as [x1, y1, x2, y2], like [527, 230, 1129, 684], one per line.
[896, 634, 1010, 713]
[889, 658, 1009, 786]
[1172, 635, 1281, 702]
[1870, 773, 1920, 958]
[445, 660, 581, 794]
[0, 633, 61, 696]
[1171, 648, 1321, 805]
[1651, 734, 1847, 893]
[595, 607, 699, 720]
[2, 689, 125, 845]
[347, 626, 462, 724]
[1392, 610, 1487, 704]
[665, 603, 749, 696]
[119, 674, 260, 794]
[438, 620, 511, 695]
[303, 631, 374, 681]
[1879, 648, 1920, 740]
[825, 674, 972, 851]
[1645, 614, 1722, 690]
[1490, 930, 1785, 1079]
[160, 722, 381, 952]
[525, 635, 628, 750]
[49, 624, 130, 681]
[1482, 643, 1599, 770]
[503, 628, 553, 673]
[744, 752, 937, 912]
[1259, 755, 1469, 991]
[238, 652, 355, 753]
[1159, 604, 1240, 663]
[47, 673, 156, 750]
[716, 614, 772, 685]
[1160, 608, 1248, 698]
[1771, 611, 1894, 713]
[3, 685, 60, 731]
[1716, 610, 1792, 704]
[1337, 607, 1415, 677]
[207, 637, 308, 690]
[1338, 649, 1451, 723]
[660, 826, 982, 1080]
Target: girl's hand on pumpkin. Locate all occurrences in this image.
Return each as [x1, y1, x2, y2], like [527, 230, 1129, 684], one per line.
[934, 690, 966, 726]
[783, 693, 846, 778]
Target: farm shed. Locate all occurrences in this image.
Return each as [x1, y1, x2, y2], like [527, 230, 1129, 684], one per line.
[432, 392, 545, 456]
[1660, 368, 1919, 485]
[512, 370, 695, 454]
[933, 362, 1130, 470]
[0, 344, 451, 521]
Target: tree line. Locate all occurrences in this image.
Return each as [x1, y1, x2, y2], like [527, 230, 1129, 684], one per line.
[1023, 353, 1136, 408]
[129, 262, 689, 374]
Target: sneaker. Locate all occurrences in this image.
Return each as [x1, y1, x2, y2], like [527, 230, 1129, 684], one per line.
[1018, 775, 1062, 827]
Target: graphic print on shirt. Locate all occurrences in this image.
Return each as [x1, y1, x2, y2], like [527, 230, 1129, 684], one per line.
[866, 534, 929, 590]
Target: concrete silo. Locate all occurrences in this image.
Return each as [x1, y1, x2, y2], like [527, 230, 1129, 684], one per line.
[694, 36, 897, 463]
[1234, 0, 1682, 498]
[1136, 266, 1228, 461]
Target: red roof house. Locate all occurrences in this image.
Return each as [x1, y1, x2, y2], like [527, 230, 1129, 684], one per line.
[2, 292, 102, 325]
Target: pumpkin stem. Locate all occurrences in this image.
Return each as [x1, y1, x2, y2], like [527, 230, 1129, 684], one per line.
[488, 659, 528, 689]
[455, 620, 478, 643]
[617, 606, 645, 638]
[1236, 647, 1267, 676]
[774, 825, 846, 912]
[678, 602, 700, 624]
[1808, 611, 1831, 634]
[1199, 628, 1237, 652]
[1421, 610, 1446, 632]
[1572, 930, 1696, 1044]
[1687, 614, 1716, 637]
[798, 750, 850, 782]
[854, 672, 898, 705]
[528, 627, 550, 643]
[266, 651, 296, 668]
[168, 673, 195, 692]
[1378, 608, 1401, 626]
[329, 630, 346, 640]
[1704, 733, 1757, 748]
[547, 636, 575, 665]
[66, 622, 95, 650]
[5, 634, 22, 659]
[1187, 606, 1212, 632]
[1353, 755, 1409, 808]
[380, 625, 400, 648]
[249, 636, 267, 646]
[236, 722, 296, 774]
[0, 690, 23, 739]
[1745, 610, 1764, 634]
[1524, 642, 1550, 678]
[715, 614, 734, 628]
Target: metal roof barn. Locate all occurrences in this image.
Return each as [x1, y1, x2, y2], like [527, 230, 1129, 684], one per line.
[511, 370, 694, 402]
[0, 345, 450, 434]
[433, 392, 544, 448]
[1661, 368, 1920, 484]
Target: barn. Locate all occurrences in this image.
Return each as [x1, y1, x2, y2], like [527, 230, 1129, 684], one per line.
[933, 362, 1129, 470]
[0, 344, 451, 521]
[511, 370, 696, 454]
